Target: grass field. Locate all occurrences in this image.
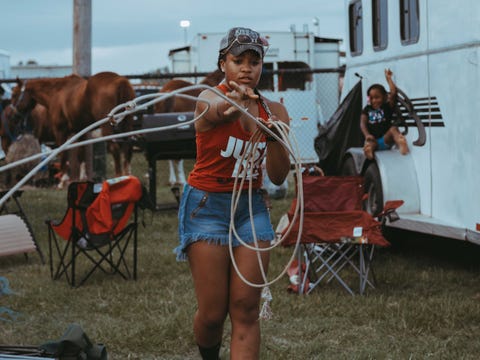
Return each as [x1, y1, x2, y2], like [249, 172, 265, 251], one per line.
[1, 154, 480, 359]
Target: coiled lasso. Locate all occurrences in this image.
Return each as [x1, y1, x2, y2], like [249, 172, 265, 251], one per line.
[0, 84, 306, 319]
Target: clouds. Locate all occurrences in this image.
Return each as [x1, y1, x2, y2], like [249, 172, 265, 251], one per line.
[1, 0, 346, 75]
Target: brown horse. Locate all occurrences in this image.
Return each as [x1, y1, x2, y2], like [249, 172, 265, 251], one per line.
[0, 101, 55, 187]
[154, 69, 224, 114]
[9, 72, 135, 183]
[1, 102, 53, 154]
[153, 69, 224, 185]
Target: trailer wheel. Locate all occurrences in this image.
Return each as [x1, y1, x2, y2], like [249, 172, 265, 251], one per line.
[340, 156, 358, 176]
[364, 163, 383, 216]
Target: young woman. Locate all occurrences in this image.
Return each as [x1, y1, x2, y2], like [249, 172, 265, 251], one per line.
[360, 68, 409, 159]
[175, 27, 290, 359]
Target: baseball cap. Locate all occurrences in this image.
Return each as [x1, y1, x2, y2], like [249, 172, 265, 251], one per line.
[219, 27, 269, 58]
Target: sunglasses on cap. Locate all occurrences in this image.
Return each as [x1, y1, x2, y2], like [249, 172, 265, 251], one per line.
[220, 33, 269, 56]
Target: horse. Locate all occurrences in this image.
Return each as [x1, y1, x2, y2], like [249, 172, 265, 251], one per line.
[0, 101, 56, 186]
[9, 72, 135, 186]
[154, 69, 224, 186]
[1, 101, 53, 154]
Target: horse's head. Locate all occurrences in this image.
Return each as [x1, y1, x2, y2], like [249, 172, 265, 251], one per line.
[11, 78, 37, 116]
[0, 103, 16, 152]
[1, 79, 37, 148]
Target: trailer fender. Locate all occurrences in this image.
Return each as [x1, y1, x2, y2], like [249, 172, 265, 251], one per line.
[344, 148, 367, 175]
[374, 151, 420, 214]
[343, 148, 420, 214]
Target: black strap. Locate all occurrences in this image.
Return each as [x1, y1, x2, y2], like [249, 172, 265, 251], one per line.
[254, 88, 272, 118]
[40, 323, 107, 360]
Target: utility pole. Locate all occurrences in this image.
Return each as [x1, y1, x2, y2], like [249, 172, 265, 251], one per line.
[73, 0, 105, 181]
[73, 0, 91, 76]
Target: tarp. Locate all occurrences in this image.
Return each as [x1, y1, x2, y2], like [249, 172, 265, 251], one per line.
[314, 80, 363, 175]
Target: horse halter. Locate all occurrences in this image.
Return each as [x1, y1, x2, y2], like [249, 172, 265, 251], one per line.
[4, 81, 33, 141]
[11, 80, 29, 114]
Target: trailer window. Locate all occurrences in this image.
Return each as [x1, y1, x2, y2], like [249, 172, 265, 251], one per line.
[372, 0, 388, 50]
[257, 62, 312, 92]
[277, 62, 312, 91]
[400, 0, 420, 45]
[258, 63, 274, 91]
[349, 0, 363, 56]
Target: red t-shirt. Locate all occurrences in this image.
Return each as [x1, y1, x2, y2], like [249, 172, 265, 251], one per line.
[188, 84, 269, 192]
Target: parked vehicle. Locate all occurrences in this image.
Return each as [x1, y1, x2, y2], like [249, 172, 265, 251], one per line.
[339, 0, 480, 243]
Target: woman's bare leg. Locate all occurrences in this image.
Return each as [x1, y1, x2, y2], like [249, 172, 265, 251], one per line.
[188, 242, 230, 349]
[229, 243, 270, 360]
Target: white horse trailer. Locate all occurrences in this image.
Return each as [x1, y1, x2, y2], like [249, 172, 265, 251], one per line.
[169, 30, 342, 164]
[340, 0, 480, 243]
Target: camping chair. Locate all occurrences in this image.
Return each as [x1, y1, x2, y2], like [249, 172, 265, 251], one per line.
[281, 173, 402, 295]
[0, 190, 45, 263]
[47, 175, 144, 287]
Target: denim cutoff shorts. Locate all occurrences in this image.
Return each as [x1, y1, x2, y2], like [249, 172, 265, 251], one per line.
[377, 136, 392, 150]
[174, 183, 274, 261]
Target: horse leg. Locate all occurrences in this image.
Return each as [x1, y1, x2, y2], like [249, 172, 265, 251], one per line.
[122, 142, 133, 175]
[78, 146, 88, 181]
[168, 160, 177, 186]
[176, 159, 186, 186]
[57, 152, 70, 190]
[107, 141, 123, 177]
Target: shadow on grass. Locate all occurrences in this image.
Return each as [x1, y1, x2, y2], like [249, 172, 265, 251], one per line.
[382, 227, 480, 271]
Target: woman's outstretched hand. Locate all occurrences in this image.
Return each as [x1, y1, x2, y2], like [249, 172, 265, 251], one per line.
[223, 80, 259, 116]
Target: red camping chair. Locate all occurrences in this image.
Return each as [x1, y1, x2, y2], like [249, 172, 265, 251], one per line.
[47, 175, 144, 287]
[282, 173, 402, 295]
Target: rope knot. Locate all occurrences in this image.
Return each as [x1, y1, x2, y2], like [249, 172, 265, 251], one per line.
[259, 286, 273, 320]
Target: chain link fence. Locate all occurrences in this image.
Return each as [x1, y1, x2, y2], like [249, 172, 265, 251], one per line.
[1, 67, 344, 168]
[128, 67, 344, 165]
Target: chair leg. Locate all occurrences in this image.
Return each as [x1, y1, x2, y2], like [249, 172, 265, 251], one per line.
[47, 194, 140, 287]
[71, 225, 137, 287]
[359, 245, 377, 294]
[302, 242, 379, 296]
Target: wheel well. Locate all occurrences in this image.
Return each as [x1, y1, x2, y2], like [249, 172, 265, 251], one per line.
[343, 148, 369, 176]
[360, 159, 375, 174]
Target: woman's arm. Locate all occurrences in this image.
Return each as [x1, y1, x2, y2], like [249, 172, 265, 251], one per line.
[194, 81, 258, 132]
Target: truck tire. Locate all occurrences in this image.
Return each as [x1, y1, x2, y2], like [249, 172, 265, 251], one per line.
[364, 163, 383, 216]
[340, 156, 358, 176]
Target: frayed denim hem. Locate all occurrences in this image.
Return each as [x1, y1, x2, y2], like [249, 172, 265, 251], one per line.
[174, 231, 274, 262]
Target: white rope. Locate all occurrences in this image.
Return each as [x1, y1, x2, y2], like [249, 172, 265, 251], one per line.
[226, 109, 304, 289]
[221, 101, 305, 320]
[0, 85, 213, 207]
[0, 84, 306, 296]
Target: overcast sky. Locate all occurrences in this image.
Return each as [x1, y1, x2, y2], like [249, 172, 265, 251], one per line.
[0, 0, 346, 75]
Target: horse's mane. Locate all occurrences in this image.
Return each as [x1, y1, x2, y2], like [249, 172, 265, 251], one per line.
[160, 69, 224, 91]
[23, 74, 85, 92]
[160, 79, 192, 92]
[154, 70, 224, 113]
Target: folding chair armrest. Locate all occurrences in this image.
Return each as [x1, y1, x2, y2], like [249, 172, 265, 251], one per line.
[377, 200, 404, 223]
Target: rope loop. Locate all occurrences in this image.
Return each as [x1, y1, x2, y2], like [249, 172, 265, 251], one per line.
[0, 85, 306, 314]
